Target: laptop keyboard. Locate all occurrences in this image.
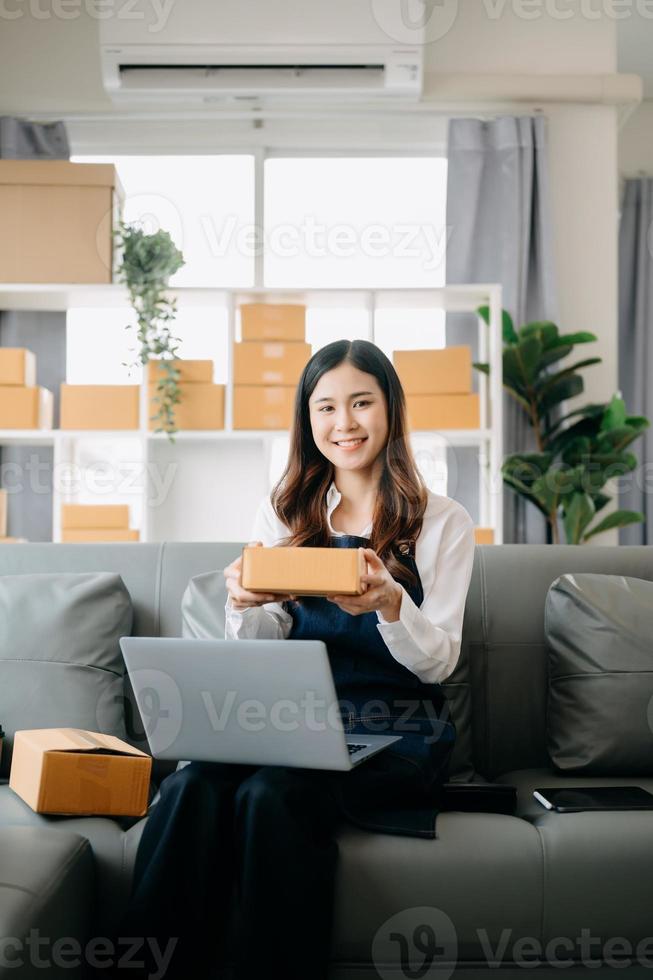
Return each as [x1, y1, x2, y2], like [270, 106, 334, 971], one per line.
[347, 743, 369, 755]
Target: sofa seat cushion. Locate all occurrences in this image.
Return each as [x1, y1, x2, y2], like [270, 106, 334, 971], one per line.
[498, 768, 653, 952]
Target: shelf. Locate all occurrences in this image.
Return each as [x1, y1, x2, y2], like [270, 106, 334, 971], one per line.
[0, 430, 57, 446]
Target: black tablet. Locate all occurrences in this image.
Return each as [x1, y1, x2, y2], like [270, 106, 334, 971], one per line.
[533, 786, 653, 813]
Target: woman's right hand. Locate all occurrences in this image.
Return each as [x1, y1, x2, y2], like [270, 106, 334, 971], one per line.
[224, 541, 295, 611]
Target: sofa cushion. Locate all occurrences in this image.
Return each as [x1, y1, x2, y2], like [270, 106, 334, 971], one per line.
[0, 571, 132, 775]
[544, 572, 653, 774]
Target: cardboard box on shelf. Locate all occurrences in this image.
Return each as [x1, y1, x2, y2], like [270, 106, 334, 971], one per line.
[240, 304, 306, 342]
[61, 528, 140, 543]
[405, 393, 480, 430]
[9, 728, 152, 817]
[393, 346, 473, 395]
[60, 385, 140, 430]
[474, 527, 495, 545]
[0, 386, 53, 429]
[0, 348, 36, 386]
[0, 160, 123, 284]
[146, 359, 214, 385]
[148, 383, 225, 430]
[233, 385, 296, 430]
[233, 341, 311, 386]
[242, 545, 368, 597]
[61, 504, 130, 530]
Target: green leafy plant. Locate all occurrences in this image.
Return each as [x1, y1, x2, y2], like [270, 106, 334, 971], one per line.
[114, 220, 185, 438]
[475, 306, 649, 544]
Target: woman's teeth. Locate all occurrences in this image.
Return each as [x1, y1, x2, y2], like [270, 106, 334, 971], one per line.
[335, 438, 366, 447]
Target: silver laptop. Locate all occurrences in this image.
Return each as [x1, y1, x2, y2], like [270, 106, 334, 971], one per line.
[119, 637, 401, 771]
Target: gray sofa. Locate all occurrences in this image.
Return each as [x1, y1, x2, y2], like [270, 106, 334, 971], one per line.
[1, 541, 653, 979]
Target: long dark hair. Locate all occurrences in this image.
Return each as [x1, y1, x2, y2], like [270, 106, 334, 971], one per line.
[271, 339, 428, 588]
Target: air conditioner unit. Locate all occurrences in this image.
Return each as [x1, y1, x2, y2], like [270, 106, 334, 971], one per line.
[99, 0, 424, 104]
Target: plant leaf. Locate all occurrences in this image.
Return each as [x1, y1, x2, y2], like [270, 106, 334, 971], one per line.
[582, 510, 645, 540]
[563, 492, 596, 544]
[477, 305, 519, 344]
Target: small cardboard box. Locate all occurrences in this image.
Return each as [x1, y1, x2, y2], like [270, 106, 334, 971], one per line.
[148, 382, 225, 430]
[0, 537, 27, 543]
[60, 385, 140, 430]
[61, 504, 130, 530]
[240, 304, 306, 342]
[0, 386, 53, 429]
[0, 348, 36, 386]
[233, 341, 311, 386]
[146, 359, 214, 385]
[393, 346, 473, 395]
[0, 489, 6, 538]
[61, 528, 140, 543]
[9, 728, 152, 817]
[241, 545, 368, 597]
[233, 385, 296, 430]
[474, 527, 495, 545]
[0, 160, 123, 284]
[405, 393, 480, 430]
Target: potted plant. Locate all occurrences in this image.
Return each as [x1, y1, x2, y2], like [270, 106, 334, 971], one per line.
[475, 306, 649, 544]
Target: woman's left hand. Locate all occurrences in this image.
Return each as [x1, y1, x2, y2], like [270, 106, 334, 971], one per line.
[327, 548, 403, 621]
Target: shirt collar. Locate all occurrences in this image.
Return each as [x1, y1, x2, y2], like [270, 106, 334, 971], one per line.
[326, 480, 372, 538]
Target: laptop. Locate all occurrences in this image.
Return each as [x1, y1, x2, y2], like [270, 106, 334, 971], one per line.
[119, 637, 401, 771]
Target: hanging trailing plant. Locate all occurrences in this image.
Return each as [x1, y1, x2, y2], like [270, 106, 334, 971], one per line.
[114, 220, 185, 438]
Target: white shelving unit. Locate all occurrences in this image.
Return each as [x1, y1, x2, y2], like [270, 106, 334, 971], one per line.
[0, 282, 503, 543]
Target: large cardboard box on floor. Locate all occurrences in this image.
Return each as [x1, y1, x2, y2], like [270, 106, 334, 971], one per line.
[393, 346, 473, 395]
[405, 393, 480, 430]
[233, 385, 296, 430]
[0, 160, 123, 284]
[242, 545, 368, 597]
[0, 386, 53, 428]
[146, 359, 214, 385]
[148, 383, 225, 430]
[240, 304, 306, 342]
[9, 728, 152, 817]
[61, 503, 130, 530]
[61, 528, 140, 543]
[0, 348, 36, 386]
[233, 341, 311, 386]
[60, 385, 139, 430]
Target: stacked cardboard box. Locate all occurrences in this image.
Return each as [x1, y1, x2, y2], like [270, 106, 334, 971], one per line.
[0, 348, 53, 429]
[0, 488, 24, 543]
[61, 504, 140, 543]
[393, 346, 480, 430]
[234, 305, 309, 429]
[147, 359, 224, 430]
[60, 385, 140, 430]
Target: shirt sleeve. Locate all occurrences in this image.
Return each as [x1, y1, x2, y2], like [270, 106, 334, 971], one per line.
[375, 512, 476, 684]
[224, 496, 294, 641]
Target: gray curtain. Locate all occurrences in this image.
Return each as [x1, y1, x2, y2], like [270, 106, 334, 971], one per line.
[618, 178, 653, 545]
[0, 116, 70, 541]
[445, 115, 558, 544]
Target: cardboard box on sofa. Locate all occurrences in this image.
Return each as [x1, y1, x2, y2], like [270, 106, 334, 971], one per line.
[474, 527, 495, 545]
[241, 545, 368, 597]
[60, 385, 140, 430]
[233, 386, 296, 430]
[9, 728, 152, 817]
[0, 348, 36, 386]
[61, 528, 140, 543]
[146, 359, 213, 385]
[240, 304, 306, 341]
[61, 504, 130, 530]
[393, 345, 473, 395]
[0, 386, 53, 429]
[233, 341, 311, 386]
[148, 382, 225, 430]
[405, 393, 480, 430]
[0, 160, 123, 284]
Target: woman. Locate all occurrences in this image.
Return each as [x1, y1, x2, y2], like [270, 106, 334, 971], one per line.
[121, 339, 476, 980]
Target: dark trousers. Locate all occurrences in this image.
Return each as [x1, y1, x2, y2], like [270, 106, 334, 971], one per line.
[117, 761, 343, 980]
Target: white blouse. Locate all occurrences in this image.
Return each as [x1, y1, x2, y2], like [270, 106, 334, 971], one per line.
[224, 481, 476, 684]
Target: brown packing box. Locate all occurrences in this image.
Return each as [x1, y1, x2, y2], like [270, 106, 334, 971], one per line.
[393, 346, 473, 395]
[0, 489, 6, 538]
[0, 348, 36, 386]
[61, 504, 130, 530]
[0, 537, 27, 543]
[148, 383, 225, 430]
[0, 160, 123, 284]
[9, 728, 152, 817]
[146, 359, 214, 385]
[233, 341, 311, 386]
[61, 528, 140, 543]
[242, 545, 368, 597]
[0, 386, 53, 429]
[405, 393, 480, 430]
[233, 386, 296, 430]
[240, 304, 306, 342]
[474, 527, 495, 545]
[60, 385, 140, 430]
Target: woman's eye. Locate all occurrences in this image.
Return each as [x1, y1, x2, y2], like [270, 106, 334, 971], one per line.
[318, 401, 370, 412]
[354, 400, 370, 408]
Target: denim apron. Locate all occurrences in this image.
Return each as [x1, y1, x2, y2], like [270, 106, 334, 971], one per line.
[288, 533, 456, 839]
